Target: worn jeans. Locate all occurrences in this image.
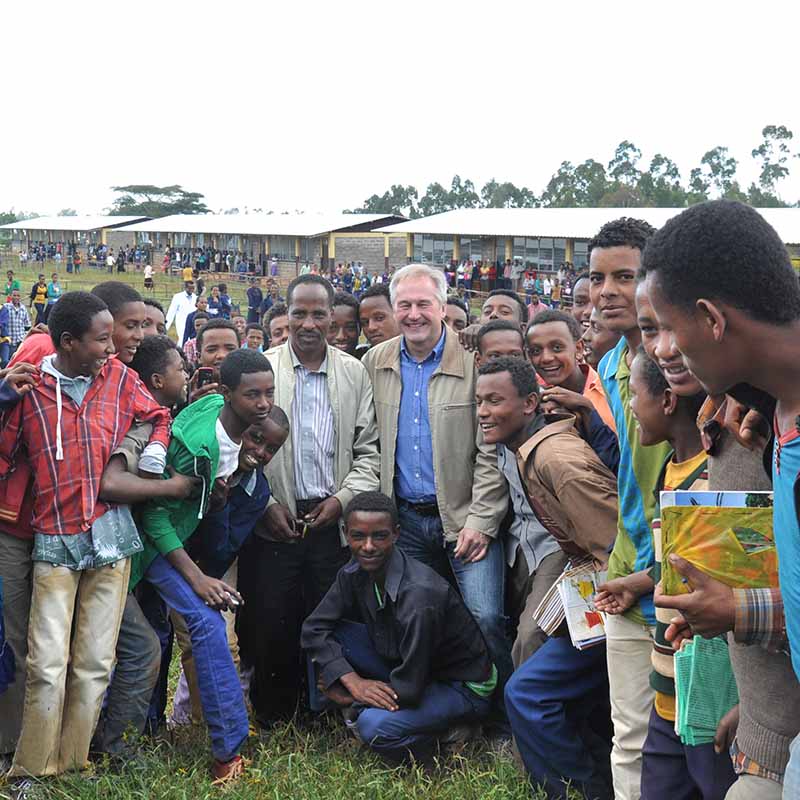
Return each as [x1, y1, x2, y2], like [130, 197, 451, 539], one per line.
[784, 732, 800, 799]
[93, 593, 161, 755]
[336, 620, 490, 764]
[605, 612, 656, 800]
[0, 532, 33, 755]
[396, 503, 513, 701]
[143, 555, 248, 762]
[10, 558, 130, 777]
[505, 635, 613, 800]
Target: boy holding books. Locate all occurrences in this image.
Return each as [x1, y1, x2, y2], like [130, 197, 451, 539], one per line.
[476, 357, 618, 800]
[596, 349, 736, 799]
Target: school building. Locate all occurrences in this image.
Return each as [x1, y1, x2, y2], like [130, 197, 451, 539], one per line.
[118, 213, 407, 278]
[376, 207, 800, 272]
[0, 215, 150, 254]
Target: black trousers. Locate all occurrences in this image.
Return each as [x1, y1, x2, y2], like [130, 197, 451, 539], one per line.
[236, 515, 349, 726]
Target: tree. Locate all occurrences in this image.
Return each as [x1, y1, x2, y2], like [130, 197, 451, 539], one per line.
[58, 208, 78, 216]
[349, 184, 418, 218]
[697, 146, 741, 198]
[541, 160, 608, 207]
[637, 154, 688, 207]
[108, 185, 209, 217]
[607, 140, 643, 187]
[752, 125, 796, 195]
[480, 179, 537, 208]
[447, 175, 480, 209]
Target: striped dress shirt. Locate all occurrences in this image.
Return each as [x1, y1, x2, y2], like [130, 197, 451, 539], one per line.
[290, 347, 335, 500]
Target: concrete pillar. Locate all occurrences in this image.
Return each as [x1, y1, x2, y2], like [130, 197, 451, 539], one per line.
[328, 233, 336, 272]
[406, 233, 413, 263]
[100, 228, 107, 246]
[384, 234, 390, 271]
[295, 236, 301, 274]
[565, 239, 574, 264]
[504, 236, 513, 263]
[452, 236, 460, 262]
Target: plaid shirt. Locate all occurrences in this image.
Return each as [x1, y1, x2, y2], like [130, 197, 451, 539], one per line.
[733, 587, 788, 654]
[0, 357, 171, 536]
[731, 740, 784, 784]
[3, 302, 31, 345]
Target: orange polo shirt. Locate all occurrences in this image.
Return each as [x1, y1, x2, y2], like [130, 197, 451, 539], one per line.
[581, 363, 616, 433]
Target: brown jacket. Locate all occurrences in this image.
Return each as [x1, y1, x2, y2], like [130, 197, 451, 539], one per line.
[362, 326, 508, 541]
[516, 414, 617, 564]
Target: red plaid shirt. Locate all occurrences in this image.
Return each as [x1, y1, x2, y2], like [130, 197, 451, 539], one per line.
[0, 357, 171, 536]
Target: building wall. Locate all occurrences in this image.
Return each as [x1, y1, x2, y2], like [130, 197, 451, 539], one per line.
[332, 235, 386, 274]
[388, 236, 407, 269]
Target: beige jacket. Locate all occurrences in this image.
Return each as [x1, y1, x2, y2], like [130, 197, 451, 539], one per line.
[262, 341, 380, 519]
[362, 327, 508, 542]
[516, 414, 618, 565]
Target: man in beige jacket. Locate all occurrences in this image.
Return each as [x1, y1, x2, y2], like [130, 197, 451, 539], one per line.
[361, 264, 512, 710]
[237, 274, 380, 728]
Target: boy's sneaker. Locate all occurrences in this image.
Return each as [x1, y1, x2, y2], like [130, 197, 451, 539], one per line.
[210, 755, 245, 786]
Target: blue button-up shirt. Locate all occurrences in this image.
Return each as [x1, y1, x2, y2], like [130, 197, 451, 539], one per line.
[394, 330, 446, 503]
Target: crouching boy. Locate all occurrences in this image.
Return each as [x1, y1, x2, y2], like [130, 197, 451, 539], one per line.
[301, 491, 495, 765]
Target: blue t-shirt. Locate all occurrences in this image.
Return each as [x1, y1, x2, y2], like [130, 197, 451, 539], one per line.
[773, 426, 800, 681]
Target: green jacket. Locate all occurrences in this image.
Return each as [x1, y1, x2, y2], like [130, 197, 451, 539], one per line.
[129, 393, 223, 590]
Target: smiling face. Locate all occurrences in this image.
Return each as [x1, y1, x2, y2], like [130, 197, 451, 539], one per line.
[393, 275, 445, 353]
[629, 353, 671, 447]
[289, 283, 332, 359]
[635, 281, 659, 361]
[477, 329, 525, 365]
[222, 370, 275, 427]
[238, 417, 288, 472]
[359, 295, 398, 347]
[588, 245, 641, 334]
[112, 300, 146, 364]
[328, 304, 360, 355]
[476, 370, 538, 447]
[345, 510, 399, 575]
[155, 348, 189, 406]
[581, 307, 620, 368]
[526, 321, 581, 388]
[232, 315, 247, 338]
[60, 309, 116, 377]
[570, 277, 592, 328]
[199, 327, 239, 368]
[644, 272, 734, 396]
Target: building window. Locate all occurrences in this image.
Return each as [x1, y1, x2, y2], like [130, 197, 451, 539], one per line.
[553, 238, 566, 267]
[573, 240, 588, 268]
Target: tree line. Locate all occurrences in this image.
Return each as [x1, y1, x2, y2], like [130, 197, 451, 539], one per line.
[348, 125, 799, 217]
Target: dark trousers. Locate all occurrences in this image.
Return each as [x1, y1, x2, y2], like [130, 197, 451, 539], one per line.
[505, 635, 613, 800]
[135, 579, 173, 734]
[641, 706, 736, 800]
[335, 620, 490, 765]
[237, 515, 349, 726]
[94, 593, 161, 755]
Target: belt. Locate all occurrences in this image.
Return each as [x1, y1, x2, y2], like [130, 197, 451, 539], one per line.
[295, 497, 329, 515]
[399, 499, 440, 517]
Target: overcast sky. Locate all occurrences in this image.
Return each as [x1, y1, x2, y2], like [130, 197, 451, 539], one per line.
[4, 1, 799, 216]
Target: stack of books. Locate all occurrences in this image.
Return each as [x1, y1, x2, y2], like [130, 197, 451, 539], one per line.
[532, 557, 608, 650]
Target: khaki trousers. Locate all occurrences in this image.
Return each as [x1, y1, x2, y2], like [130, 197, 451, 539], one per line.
[508, 548, 569, 668]
[171, 561, 240, 724]
[0, 533, 33, 755]
[605, 612, 655, 800]
[9, 558, 130, 777]
[725, 774, 783, 800]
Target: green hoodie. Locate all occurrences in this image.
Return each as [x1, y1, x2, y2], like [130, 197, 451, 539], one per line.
[129, 393, 224, 590]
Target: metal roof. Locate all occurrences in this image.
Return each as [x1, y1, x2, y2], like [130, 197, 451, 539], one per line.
[375, 207, 800, 245]
[118, 213, 405, 238]
[0, 215, 149, 232]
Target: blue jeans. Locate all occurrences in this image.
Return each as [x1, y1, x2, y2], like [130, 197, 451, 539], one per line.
[335, 620, 490, 764]
[505, 636, 613, 800]
[396, 504, 512, 700]
[784, 733, 800, 799]
[144, 555, 248, 762]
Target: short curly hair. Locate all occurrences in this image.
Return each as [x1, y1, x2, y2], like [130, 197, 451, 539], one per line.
[477, 355, 540, 398]
[526, 309, 583, 342]
[588, 217, 656, 256]
[640, 200, 800, 324]
[484, 289, 528, 324]
[477, 319, 524, 351]
[344, 491, 398, 528]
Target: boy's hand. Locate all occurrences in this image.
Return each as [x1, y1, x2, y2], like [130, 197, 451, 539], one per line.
[595, 577, 638, 615]
[653, 555, 735, 639]
[188, 371, 219, 404]
[263, 503, 299, 541]
[189, 574, 243, 611]
[163, 467, 201, 500]
[724, 400, 770, 452]
[340, 672, 399, 711]
[714, 704, 739, 754]
[304, 496, 342, 530]
[457, 324, 481, 352]
[4, 362, 40, 396]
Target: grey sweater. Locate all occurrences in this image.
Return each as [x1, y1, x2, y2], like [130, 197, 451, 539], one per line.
[709, 429, 800, 777]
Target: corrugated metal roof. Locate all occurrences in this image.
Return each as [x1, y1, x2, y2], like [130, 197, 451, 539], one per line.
[118, 213, 405, 238]
[375, 207, 800, 244]
[0, 215, 148, 232]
